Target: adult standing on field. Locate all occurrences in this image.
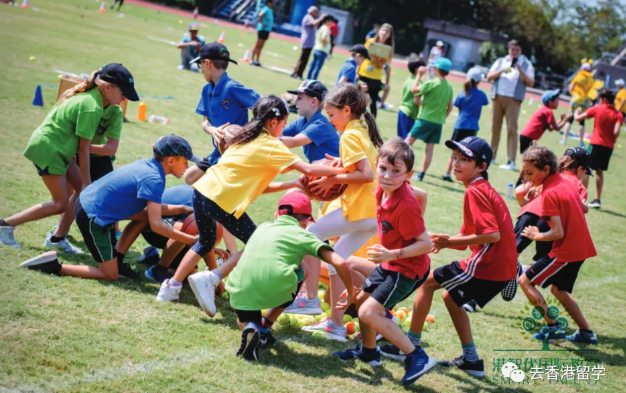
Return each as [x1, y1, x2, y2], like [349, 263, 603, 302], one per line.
[359, 22, 395, 118]
[250, 0, 274, 67]
[291, 6, 326, 79]
[487, 40, 535, 171]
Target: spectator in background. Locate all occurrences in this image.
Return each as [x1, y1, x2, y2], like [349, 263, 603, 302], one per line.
[366, 23, 380, 40]
[110, 0, 124, 11]
[428, 41, 444, 78]
[614, 79, 625, 116]
[306, 15, 334, 80]
[560, 62, 595, 147]
[328, 17, 340, 58]
[487, 39, 535, 171]
[250, 0, 274, 67]
[359, 23, 395, 118]
[292, 6, 326, 79]
[177, 23, 206, 72]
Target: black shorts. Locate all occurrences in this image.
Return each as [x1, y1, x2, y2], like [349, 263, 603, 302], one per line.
[514, 213, 552, 260]
[434, 261, 508, 308]
[141, 217, 180, 249]
[75, 199, 117, 263]
[363, 265, 427, 309]
[451, 129, 477, 142]
[77, 155, 115, 182]
[520, 135, 535, 154]
[589, 144, 613, 171]
[525, 255, 584, 293]
[257, 30, 270, 40]
[34, 164, 51, 177]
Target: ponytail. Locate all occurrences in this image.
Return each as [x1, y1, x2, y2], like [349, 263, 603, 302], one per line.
[363, 112, 384, 148]
[58, 70, 104, 103]
[464, 79, 478, 97]
[229, 95, 288, 146]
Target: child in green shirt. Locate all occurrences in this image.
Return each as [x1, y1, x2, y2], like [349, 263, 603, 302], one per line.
[405, 57, 454, 181]
[397, 58, 426, 139]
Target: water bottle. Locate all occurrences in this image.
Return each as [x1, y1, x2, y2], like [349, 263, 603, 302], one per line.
[137, 100, 146, 121]
[506, 183, 514, 199]
[148, 115, 169, 125]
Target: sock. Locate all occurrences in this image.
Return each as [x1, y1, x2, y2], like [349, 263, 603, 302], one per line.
[116, 252, 126, 265]
[169, 279, 182, 287]
[408, 330, 422, 347]
[580, 329, 593, 334]
[0, 219, 9, 226]
[50, 235, 65, 243]
[155, 265, 168, 272]
[462, 342, 479, 363]
[212, 270, 223, 281]
[361, 346, 378, 357]
[261, 318, 273, 329]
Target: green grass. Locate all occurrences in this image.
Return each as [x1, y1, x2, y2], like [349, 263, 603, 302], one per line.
[1, 1, 625, 391]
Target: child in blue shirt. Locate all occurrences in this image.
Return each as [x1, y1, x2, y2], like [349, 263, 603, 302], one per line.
[192, 42, 261, 166]
[21, 135, 200, 282]
[177, 22, 206, 72]
[280, 80, 340, 162]
[336, 44, 370, 85]
[442, 67, 489, 182]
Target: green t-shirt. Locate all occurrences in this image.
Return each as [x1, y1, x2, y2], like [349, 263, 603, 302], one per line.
[91, 104, 123, 156]
[313, 24, 331, 53]
[399, 75, 419, 120]
[417, 77, 453, 125]
[23, 88, 103, 175]
[226, 215, 333, 310]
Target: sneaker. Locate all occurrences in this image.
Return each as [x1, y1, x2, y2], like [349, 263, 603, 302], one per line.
[332, 345, 382, 366]
[499, 161, 517, 171]
[302, 319, 346, 342]
[156, 279, 182, 302]
[177, 64, 185, 70]
[117, 260, 139, 279]
[566, 330, 597, 345]
[260, 329, 276, 348]
[532, 325, 566, 341]
[501, 263, 523, 301]
[43, 237, 84, 255]
[442, 175, 453, 182]
[378, 102, 394, 111]
[588, 199, 601, 209]
[462, 300, 479, 313]
[238, 322, 261, 361]
[145, 265, 172, 283]
[381, 343, 406, 362]
[559, 139, 566, 145]
[20, 251, 62, 275]
[413, 172, 425, 182]
[402, 348, 437, 385]
[188, 271, 220, 317]
[438, 355, 485, 377]
[283, 295, 322, 315]
[579, 141, 586, 148]
[137, 246, 160, 266]
[0, 225, 21, 249]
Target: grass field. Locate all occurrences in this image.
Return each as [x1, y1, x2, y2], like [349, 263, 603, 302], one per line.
[1, 1, 625, 392]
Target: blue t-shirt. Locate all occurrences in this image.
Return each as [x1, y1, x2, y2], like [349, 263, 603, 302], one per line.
[162, 184, 194, 207]
[282, 110, 340, 162]
[337, 59, 358, 84]
[453, 87, 490, 131]
[257, 6, 273, 32]
[80, 158, 165, 227]
[180, 33, 206, 58]
[195, 72, 260, 165]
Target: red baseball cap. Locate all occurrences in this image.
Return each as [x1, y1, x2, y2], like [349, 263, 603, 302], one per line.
[277, 191, 314, 221]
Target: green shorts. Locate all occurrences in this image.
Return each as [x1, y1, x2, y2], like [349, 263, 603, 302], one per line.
[76, 199, 116, 263]
[409, 119, 443, 144]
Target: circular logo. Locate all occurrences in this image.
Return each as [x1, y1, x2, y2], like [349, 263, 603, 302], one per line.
[222, 98, 231, 110]
[532, 306, 545, 320]
[547, 306, 560, 320]
[522, 317, 536, 332]
[556, 317, 568, 330]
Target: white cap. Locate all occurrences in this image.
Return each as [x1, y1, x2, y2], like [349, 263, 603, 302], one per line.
[466, 67, 483, 82]
[581, 63, 591, 71]
[615, 79, 625, 87]
[436, 40, 444, 46]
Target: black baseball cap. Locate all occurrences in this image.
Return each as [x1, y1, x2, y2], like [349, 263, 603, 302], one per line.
[287, 80, 328, 101]
[350, 44, 371, 60]
[190, 42, 238, 65]
[99, 63, 140, 102]
[564, 147, 593, 176]
[154, 134, 201, 163]
[445, 136, 493, 169]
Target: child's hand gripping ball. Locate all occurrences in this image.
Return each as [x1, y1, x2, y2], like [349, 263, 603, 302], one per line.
[302, 158, 348, 202]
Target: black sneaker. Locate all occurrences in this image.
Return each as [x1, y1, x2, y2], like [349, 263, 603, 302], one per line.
[501, 263, 522, 301]
[144, 265, 172, 283]
[588, 199, 601, 209]
[462, 300, 479, 313]
[380, 343, 406, 361]
[438, 355, 485, 377]
[260, 329, 276, 348]
[238, 322, 261, 361]
[442, 175, 453, 182]
[118, 261, 139, 280]
[416, 172, 425, 181]
[20, 251, 62, 275]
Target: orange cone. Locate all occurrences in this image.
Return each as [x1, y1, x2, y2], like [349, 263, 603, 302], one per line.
[99, 1, 106, 13]
[21, 0, 29, 9]
[242, 49, 251, 63]
[217, 30, 225, 44]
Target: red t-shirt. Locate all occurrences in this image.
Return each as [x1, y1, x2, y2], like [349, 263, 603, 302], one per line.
[329, 23, 339, 37]
[376, 183, 430, 279]
[521, 105, 556, 140]
[459, 179, 517, 282]
[587, 103, 623, 149]
[540, 173, 596, 262]
[519, 172, 587, 217]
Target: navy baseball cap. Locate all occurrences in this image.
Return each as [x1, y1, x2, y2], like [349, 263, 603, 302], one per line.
[99, 63, 139, 102]
[190, 42, 238, 65]
[287, 80, 328, 101]
[350, 44, 371, 60]
[154, 134, 200, 163]
[564, 147, 593, 176]
[445, 136, 493, 169]
[542, 89, 560, 105]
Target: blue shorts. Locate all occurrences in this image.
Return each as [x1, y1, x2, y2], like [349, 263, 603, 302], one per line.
[397, 111, 416, 139]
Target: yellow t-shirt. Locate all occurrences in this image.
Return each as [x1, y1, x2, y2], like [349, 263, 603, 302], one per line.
[570, 71, 595, 104]
[193, 129, 300, 218]
[358, 38, 392, 81]
[615, 89, 626, 113]
[339, 119, 378, 221]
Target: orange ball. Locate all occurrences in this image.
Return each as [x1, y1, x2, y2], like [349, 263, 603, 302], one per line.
[398, 307, 410, 315]
[426, 314, 435, 324]
[345, 321, 356, 335]
[396, 310, 407, 321]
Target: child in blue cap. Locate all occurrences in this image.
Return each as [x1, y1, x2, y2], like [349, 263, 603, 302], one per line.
[177, 23, 206, 72]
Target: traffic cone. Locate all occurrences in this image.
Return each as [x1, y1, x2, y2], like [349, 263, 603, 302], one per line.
[242, 49, 251, 63]
[32, 85, 43, 107]
[217, 30, 225, 44]
[21, 0, 28, 9]
[99, 1, 106, 13]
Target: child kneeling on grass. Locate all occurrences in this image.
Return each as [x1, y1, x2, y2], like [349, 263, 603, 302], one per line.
[331, 137, 434, 386]
[222, 191, 354, 361]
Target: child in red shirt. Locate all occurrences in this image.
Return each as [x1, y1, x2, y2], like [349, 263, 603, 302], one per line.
[574, 90, 623, 209]
[381, 136, 517, 378]
[332, 138, 434, 386]
[519, 145, 598, 345]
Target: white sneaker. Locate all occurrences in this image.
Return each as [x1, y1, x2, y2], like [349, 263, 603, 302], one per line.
[188, 271, 220, 317]
[0, 226, 21, 249]
[283, 295, 322, 315]
[498, 161, 517, 171]
[559, 139, 566, 145]
[43, 237, 84, 255]
[302, 319, 346, 342]
[156, 279, 182, 302]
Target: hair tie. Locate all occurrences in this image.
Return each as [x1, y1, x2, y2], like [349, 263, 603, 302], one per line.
[272, 107, 280, 117]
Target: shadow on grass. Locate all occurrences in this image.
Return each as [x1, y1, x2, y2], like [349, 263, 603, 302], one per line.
[594, 208, 626, 219]
[557, 333, 626, 366]
[442, 369, 535, 393]
[420, 177, 466, 194]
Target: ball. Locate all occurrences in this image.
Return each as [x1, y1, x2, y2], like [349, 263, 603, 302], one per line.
[29, 56, 35, 62]
[312, 331, 325, 339]
[278, 313, 290, 325]
[181, 214, 198, 235]
[320, 301, 330, 311]
[302, 158, 348, 202]
[345, 321, 356, 335]
[425, 314, 435, 324]
[216, 124, 243, 155]
[289, 317, 298, 327]
[343, 314, 353, 323]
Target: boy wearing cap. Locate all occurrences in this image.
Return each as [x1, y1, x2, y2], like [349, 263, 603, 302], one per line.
[405, 57, 454, 182]
[191, 42, 260, 167]
[177, 23, 206, 72]
[279, 80, 339, 163]
[20, 135, 200, 282]
[615, 79, 626, 116]
[336, 44, 370, 85]
[574, 90, 623, 209]
[397, 58, 426, 139]
[221, 191, 354, 361]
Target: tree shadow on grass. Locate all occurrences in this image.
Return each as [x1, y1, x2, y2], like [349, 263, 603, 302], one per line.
[556, 333, 626, 366]
[420, 177, 466, 195]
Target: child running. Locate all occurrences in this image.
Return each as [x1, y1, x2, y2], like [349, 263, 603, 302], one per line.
[225, 191, 354, 361]
[0, 64, 139, 251]
[381, 136, 517, 378]
[397, 57, 426, 139]
[156, 95, 346, 307]
[404, 58, 454, 181]
[336, 44, 370, 85]
[518, 145, 598, 345]
[442, 67, 489, 182]
[332, 138, 435, 386]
